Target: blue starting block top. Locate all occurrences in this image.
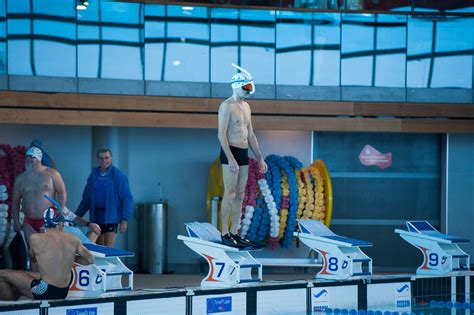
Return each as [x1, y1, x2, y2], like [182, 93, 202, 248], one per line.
[84, 243, 135, 258]
[324, 235, 373, 247]
[406, 221, 469, 243]
[298, 219, 373, 247]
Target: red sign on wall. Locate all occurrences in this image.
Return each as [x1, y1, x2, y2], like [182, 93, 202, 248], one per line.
[359, 144, 392, 169]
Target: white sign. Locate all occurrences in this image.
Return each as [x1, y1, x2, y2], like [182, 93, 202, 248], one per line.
[367, 282, 411, 312]
[127, 297, 186, 315]
[192, 292, 246, 315]
[311, 285, 358, 314]
[257, 288, 306, 315]
[0, 310, 38, 315]
[48, 302, 114, 315]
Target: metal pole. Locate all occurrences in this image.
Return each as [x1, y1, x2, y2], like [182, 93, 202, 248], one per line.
[211, 196, 219, 227]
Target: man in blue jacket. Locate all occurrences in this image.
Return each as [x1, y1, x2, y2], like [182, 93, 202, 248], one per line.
[76, 148, 133, 248]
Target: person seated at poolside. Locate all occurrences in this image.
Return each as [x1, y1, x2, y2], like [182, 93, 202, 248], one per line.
[0, 208, 95, 300]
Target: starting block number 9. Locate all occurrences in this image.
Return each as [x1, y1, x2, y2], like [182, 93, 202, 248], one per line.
[428, 253, 438, 266]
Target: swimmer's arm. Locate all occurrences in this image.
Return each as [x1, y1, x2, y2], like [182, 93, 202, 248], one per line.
[247, 114, 267, 173]
[75, 240, 95, 265]
[217, 102, 235, 163]
[28, 234, 39, 263]
[247, 117, 263, 161]
[72, 214, 101, 236]
[51, 170, 67, 210]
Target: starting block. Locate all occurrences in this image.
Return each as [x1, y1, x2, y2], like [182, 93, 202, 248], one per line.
[65, 226, 134, 297]
[395, 221, 470, 275]
[177, 222, 262, 288]
[294, 219, 373, 280]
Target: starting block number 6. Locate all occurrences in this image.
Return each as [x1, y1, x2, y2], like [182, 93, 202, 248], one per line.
[78, 270, 103, 287]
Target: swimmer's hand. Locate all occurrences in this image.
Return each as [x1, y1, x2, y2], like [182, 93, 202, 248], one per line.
[258, 158, 268, 173]
[88, 222, 101, 236]
[119, 220, 128, 233]
[229, 159, 239, 173]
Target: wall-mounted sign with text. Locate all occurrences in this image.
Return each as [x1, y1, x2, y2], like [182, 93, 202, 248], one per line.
[359, 145, 392, 169]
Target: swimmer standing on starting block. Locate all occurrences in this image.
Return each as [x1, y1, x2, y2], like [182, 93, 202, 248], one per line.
[0, 208, 95, 300]
[218, 64, 268, 248]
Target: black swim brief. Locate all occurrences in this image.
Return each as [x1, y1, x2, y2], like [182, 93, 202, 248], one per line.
[220, 146, 249, 166]
[98, 223, 118, 233]
[31, 274, 72, 300]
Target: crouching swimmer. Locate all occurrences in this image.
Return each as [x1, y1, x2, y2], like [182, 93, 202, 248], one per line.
[0, 207, 95, 300]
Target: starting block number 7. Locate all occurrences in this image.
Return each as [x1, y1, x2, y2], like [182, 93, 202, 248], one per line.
[215, 262, 225, 278]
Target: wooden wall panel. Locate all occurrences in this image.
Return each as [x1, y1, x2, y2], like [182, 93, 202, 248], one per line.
[0, 91, 473, 133]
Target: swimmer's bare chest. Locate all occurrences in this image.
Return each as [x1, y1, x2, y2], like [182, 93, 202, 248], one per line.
[228, 102, 250, 128]
[21, 172, 54, 197]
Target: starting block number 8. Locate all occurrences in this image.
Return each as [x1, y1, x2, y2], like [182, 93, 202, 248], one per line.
[324, 256, 348, 274]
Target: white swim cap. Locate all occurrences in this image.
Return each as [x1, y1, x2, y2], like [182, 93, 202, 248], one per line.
[26, 146, 43, 162]
[231, 63, 255, 94]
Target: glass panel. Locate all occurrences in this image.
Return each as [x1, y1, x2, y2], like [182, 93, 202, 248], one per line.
[32, 0, 76, 77]
[430, 17, 473, 89]
[211, 8, 239, 83]
[407, 16, 473, 89]
[413, 0, 474, 13]
[314, 132, 441, 267]
[240, 9, 275, 84]
[8, 0, 33, 75]
[164, 5, 209, 82]
[144, 4, 165, 81]
[101, 2, 143, 80]
[276, 10, 313, 85]
[0, 0, 5, 74]
[77, 0, 100, 78]
[78, 1, 144, 79]
[341, 13, 375, 86]
[313, 12, 340, 86]
[374, 14, 406, 87]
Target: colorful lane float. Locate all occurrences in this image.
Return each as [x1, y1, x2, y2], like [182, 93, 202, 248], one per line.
[0, 145, 27, 260]
[178, 222, 262, 288]
[206, 155, 333, 250]
[294, 219, 373, 280]
[395, 221, 470, 275]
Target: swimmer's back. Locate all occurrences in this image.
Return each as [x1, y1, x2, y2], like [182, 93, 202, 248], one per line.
[29, 230, 80, 288]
